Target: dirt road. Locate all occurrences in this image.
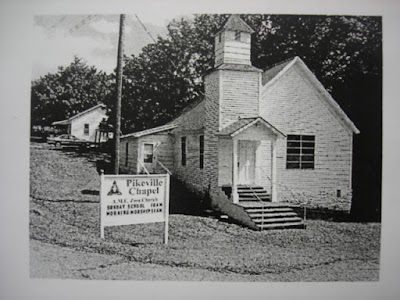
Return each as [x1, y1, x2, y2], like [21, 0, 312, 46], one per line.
[30, 238, 379, 281]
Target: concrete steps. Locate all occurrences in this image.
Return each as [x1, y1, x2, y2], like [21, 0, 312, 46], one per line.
[238, 187, 305, 230]
[257, 221, 306, 230]
[218, 185, 306, 230]
[237, 186, 271, 202]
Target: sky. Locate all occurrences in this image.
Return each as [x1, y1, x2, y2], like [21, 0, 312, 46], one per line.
[31, 13, 188, 79]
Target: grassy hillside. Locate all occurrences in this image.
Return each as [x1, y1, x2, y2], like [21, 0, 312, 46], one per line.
[29, 143, 381, 281]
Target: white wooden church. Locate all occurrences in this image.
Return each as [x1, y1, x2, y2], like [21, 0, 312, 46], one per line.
[119, 15, 359, 230]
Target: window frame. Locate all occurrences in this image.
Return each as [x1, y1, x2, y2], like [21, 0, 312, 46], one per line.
[286, 134, 315, 170]
[199, 135, 204, 169]
[125, 142, 129, 167]
[143, 143, 154, 164]
[181, 136, 187, 166]
[84, 123, 89, 135]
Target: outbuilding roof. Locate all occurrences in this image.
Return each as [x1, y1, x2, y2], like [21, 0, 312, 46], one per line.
[52, 103, 106, 125]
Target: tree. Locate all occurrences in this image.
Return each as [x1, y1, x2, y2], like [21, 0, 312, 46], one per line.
[30, 14, 382, 219]
[31, 56, 113, 126]
[121, 14, 381, 128]
[120, 14, 381, 220]
[119, 15, 227, 133]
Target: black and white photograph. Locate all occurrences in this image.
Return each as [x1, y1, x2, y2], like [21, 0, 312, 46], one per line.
[1, 0, 399, 299]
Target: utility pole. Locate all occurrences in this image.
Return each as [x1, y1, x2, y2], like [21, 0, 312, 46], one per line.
[113, 14, 125, 174]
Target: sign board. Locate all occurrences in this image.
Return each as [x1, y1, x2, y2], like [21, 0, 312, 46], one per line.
[100, 173, 170, 244]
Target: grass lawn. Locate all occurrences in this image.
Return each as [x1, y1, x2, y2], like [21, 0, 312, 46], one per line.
[29, 142, 381, 281]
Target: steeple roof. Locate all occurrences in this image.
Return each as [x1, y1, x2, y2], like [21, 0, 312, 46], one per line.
[216, 14, 254, 35]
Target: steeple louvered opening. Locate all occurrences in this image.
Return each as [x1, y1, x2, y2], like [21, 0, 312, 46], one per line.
[214, 15, 254, 67]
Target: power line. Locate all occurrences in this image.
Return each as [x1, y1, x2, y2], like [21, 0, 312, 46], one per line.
[49, 15, 67, 30]
[64, 14, 98, 37]
[68, 15, 95, 34]
[134, 14, 204, 99]
[134, 14, 178, 70]
[134, 14, 157, 44]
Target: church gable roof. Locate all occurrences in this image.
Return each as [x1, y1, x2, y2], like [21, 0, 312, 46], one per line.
[166, 97, 204, 125]
[121, 98, 204, 139]
[261, 57, 360, 134]
[262, 58, 294, 85]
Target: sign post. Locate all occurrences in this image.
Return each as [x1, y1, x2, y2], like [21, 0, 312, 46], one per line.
[164, 173, 170, 245]
[100, 173, 170, 244]
[100, 169, 105, 239]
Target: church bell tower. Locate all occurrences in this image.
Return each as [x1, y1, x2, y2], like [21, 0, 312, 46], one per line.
[214, 14, 254, 67]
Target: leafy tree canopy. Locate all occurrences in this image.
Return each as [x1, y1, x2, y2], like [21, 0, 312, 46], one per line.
[120, 14, 381, 133]
[32, 15, 381, 132]
[30, 14, 382, 219]
[31, 56, 113, 125]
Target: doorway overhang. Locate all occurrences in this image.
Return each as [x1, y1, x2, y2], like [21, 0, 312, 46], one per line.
[218, 117, 285, 204]
[217, 117, 285, 140]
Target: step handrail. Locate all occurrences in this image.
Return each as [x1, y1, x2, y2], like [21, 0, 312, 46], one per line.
[155, 159, 172, 175]
[248, 186, 268, 230]
[137, 159, 150, 175]
[255, 167, 307, 225]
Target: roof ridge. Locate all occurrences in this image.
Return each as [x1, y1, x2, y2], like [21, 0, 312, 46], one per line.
[52, 103, 106, 125]
[293, 58, 360, 134]
[166, 97, 204, 125]
[122, 96, 204, 138]
[264, 56, 297, 72]
[261, 57, 298, 86]
[261, 57, 359, 134]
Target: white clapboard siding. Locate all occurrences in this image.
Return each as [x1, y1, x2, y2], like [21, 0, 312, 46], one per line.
[261, 63, 353, 210]
[218, 138, 233, 186]
[172, 95, 206, 192]
[215, 32, 252, 66]
[70, 106, 108, 142]
[220, 70, 260, 128]
[204, 71, 221, 194]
